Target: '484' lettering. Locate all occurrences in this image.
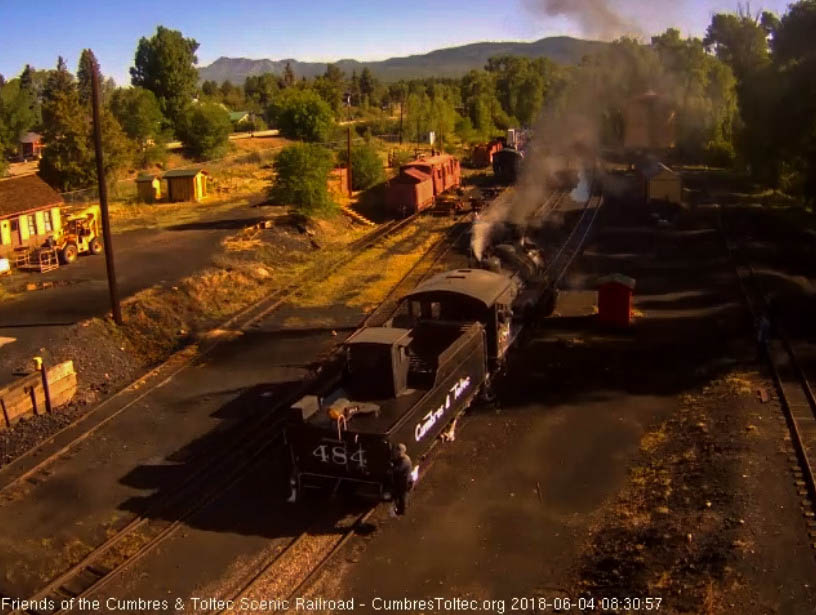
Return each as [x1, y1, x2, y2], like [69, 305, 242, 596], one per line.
[312, 443, 367, 469]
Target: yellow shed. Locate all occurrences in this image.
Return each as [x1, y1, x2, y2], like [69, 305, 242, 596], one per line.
[135, 174, 162, 203]
[637, 160, 682, 205]
[163, 168, 209, 203]
[0, 175, 64, 259]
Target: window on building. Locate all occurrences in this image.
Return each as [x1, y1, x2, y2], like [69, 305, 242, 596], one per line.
[27, 215, 36, 237]
[43, 211, 53, 233]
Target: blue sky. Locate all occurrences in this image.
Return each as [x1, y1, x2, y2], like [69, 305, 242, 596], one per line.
[0, 0, 794, 85]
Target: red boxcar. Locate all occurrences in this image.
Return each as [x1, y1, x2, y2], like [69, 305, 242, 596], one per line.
[402, 154, 461, 196]
[386, 167, 435, 216]
[386, 153, 461, 217]
[472, 140, 503, 168]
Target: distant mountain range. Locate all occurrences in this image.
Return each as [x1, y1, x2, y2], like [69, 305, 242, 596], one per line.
[198, 36, 606, 84]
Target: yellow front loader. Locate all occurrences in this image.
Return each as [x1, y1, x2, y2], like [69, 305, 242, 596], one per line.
[54, 205, 103, 264]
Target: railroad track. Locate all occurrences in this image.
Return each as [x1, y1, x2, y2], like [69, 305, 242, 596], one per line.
[208, 507, 376, 615]
[7, 211, 468, 615]
[532, 188, 570, 219]
[544, 193, 603, 287]
[207, 189, 598, 608]
[363, 215, 473, 328]
[0, 213, 424, 502]
[719, 204, 816, 544]
[17, 186, 580, 612]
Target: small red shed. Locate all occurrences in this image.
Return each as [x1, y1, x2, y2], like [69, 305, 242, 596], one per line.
[598, 273, 636, 327]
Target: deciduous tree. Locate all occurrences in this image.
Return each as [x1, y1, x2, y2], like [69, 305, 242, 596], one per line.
[270, 143, 336, 216]
[110, 86, 168, 167]
[337, 143, 385, 190]
[266, 89, 333, 142]
[176, 102, 232, 159]
[130, 26, 200, 127]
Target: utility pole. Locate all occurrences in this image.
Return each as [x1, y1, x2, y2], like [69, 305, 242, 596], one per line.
[399, 97, 404, 145]
[90, 55, 122, 325]
[346, 125, 353, 194]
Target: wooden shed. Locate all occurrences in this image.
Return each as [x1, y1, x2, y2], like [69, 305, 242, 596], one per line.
[135, 174, 162, 203]
[0, 175, 63, 259]
[163, 168, 209, 203]
[598, 273, 636, 328]
[328, 168, 350, 198]
[637, 161, 682, 204]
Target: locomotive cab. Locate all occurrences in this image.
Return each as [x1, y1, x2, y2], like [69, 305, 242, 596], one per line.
[397, 269, 518, 369]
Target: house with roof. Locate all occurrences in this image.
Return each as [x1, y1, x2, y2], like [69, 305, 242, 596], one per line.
[229, 111, 250, 125]
[18, 132, 43, 161]
[163, 168, 209, 202]
[0, 175, 63, 259]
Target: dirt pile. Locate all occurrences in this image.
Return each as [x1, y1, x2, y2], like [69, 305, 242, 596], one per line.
[573, 372, 757, 612]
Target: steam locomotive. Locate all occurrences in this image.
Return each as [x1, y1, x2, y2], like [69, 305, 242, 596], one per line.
[285, 238, 551, 502]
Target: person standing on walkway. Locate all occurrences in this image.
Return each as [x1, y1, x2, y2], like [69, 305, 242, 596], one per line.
[391, 443, 414, 516]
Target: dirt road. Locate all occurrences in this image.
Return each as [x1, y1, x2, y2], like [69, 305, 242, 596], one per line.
[0, 204, 268, 385]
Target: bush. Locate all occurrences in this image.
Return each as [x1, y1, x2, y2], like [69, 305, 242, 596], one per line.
[176, 103, 232, 160]
[270, 143, 336, 216]
[337, 143, 385, 191]
[266, 89, 334, 142]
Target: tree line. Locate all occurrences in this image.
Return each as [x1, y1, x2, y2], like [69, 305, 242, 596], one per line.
[0, 2, 814, 204]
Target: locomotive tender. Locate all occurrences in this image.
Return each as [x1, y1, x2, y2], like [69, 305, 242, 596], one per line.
[285, 268, 518, 501]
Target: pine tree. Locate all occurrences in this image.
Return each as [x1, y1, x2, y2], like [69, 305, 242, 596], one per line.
[77, 49, 98, 106]
[283, 62, 295, 88]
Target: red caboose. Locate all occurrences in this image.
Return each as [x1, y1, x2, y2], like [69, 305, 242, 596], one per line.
[386, 167, 435, 217]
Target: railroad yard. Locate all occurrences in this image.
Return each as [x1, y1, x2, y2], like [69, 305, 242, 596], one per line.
[3, 3, 816, 614]
[0, 166, 815, 615]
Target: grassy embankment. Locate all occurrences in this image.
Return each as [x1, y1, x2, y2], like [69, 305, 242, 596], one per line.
[103, 212, 452, 364]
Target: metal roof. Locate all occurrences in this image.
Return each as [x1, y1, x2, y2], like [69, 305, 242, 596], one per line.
[598, 273, 636, 289]
[135, 173, 158, 182]
[345, 327, 412, 346]
[0, 175, 63, 218]
[396, 168, 431, 183]
[409, 154, 456, 166]
[19, 132, 42, 144]
[229, 111, 249, 121]
[403, 269, 513, 307]
[636, 160, 676, 179]
[163, 168, 207, 179]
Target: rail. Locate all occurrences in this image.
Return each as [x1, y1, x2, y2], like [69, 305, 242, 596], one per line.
[15, 185, 593, 611]
[718, 204, 816, 520]
[543, 193, 603, 287]
[210, 508, 376, 615]
[9, 210, 457, 615]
